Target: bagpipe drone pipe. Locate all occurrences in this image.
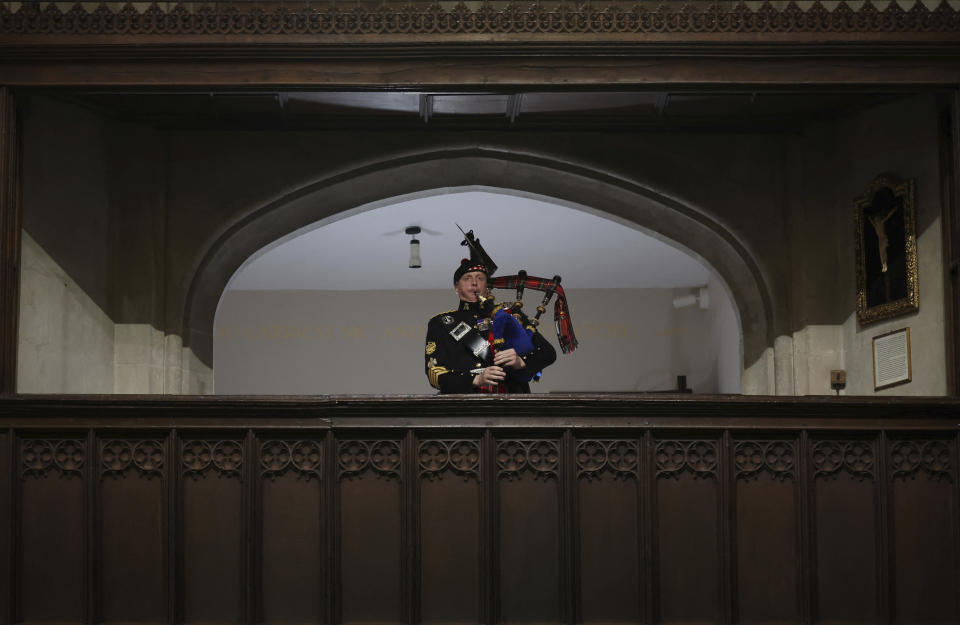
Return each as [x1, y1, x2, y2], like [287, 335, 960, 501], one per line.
[479, 270, 578, 382]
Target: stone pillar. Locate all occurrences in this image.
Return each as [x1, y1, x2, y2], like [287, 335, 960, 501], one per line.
[0, 88, 21, 395]
[774, 334, 795, 396]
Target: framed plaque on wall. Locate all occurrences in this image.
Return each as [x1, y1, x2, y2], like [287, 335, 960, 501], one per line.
[873, 327, 912, 391]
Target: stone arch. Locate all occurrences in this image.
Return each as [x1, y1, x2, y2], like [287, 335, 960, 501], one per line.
[184, 147, 774, 391]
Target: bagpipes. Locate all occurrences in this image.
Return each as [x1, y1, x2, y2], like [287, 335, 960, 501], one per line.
[460, 227, 578, 357]
[488, 271, 578, 355]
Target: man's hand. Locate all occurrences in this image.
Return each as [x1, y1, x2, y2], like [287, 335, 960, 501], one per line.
[493, 348, 526, 370]
[473, 365, 506, 388]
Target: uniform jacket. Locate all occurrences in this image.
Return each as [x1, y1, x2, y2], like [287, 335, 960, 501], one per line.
[424, 299, 557, 394]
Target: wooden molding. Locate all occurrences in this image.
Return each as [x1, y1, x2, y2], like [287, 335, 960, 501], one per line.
[0, 88, 19, 396]
[1, 0, 958, 40]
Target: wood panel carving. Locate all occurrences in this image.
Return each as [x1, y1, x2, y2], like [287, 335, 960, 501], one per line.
[3, 402, 960, 623]
[812, 439, 875, 481]
[497, 439, 560, 480]
[20, 438, 84, 479]
[655, 439, 718, 479]
[337, 439, 400, 480]
[418, 439, 480, 481]
[576, 439, 639, 480]
[100, 438, 164, 479]
[889, 438, 952, 480]
[181, 439, 243, 479]
[260, 439, 322, 480]
[2, 1, 958, 36]
[734, 439, 796, 481]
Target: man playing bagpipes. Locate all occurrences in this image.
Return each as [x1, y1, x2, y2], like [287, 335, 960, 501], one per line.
[424, 228, 578, 394]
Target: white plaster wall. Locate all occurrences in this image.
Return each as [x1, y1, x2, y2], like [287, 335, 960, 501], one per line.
[791, 326, 845, 395]
[842, 217, 945, 395]
[112, 326, 212, 394]
[834, 96, 945, 395]
[17, 232, 114, 393]
[18, 232, 213, 395]
[213, 287, 741, 395]
[784, 94, 946, 396]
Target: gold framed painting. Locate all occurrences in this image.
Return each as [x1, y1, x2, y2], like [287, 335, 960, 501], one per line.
[854, 174, 919, 325]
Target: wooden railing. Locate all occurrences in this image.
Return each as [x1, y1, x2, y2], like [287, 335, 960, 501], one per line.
[1, 394, 958, 625]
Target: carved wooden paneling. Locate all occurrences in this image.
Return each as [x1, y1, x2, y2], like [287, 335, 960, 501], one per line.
[20, 438, 84, 479]
[260, 439, 322, 481]
[889, 437, 957, 623]
[496, 439, 560, 481]
[258, 438, 324, 625]
[734, 438, 800, 623]
[419, 439, 480, 482]
[338, 439, 401, 481]
[100, 438, 165, 480]
[99, 436, 167, 623]
[1, 405, 959, 625]
[497, 438, 563, 623]
[576, 438, 642, 624]
[2, 1, 958, 37]
[337, 438, 403, 624]
[653, 438, 721, 623]
[812, 439, 875, 481]
[0, 430, 8, 625]
[418, 438, 482, 624]
[182, 439, 243, 480]
[889, 438, 952, 480]
[655, 439, 718, 479]
[576, 438, 639, 480]
[734, 439, 797, 482]
[811, 438, 879, 624]
[180, 438, 244, 623]
[18, 437, 85, 623]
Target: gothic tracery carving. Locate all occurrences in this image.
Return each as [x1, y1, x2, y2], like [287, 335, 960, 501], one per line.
[812, 440, 875, 480]
[497, 439, 560, 480]
[338, 439, 401, 480]
[182, 439, 243, 479]
[260, 439, 323, 480]
[655, 439, 718, 479]
[890, 439, 952, 480]
[2, 1, 957, 37]
[101, 439, 165, 479]
[21, 438, 85, 479]
[734, 439, 796, 481]
[577, 439, 639, 480]
[419, 439, 481, 481]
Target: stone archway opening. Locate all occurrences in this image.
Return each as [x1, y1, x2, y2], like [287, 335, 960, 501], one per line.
[208, 186, 749, 395]
[185, 149, 773, 394]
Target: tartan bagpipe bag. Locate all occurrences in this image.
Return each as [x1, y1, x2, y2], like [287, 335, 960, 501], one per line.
[489, 273, 578, 355]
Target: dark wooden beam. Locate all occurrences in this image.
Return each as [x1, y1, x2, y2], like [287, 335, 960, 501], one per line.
[2, 54, 960, 88]
[940, 90, 960, 396]
[0, 87, 20, 396]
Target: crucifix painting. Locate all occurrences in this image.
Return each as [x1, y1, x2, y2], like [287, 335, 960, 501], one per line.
[854, 174, 919, 325]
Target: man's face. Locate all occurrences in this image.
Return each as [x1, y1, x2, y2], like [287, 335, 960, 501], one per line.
[454, 271, 488, 303]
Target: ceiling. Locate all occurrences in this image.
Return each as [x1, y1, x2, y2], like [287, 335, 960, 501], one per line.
[54, 89, 907, 132]
[226, 190, 712, 292]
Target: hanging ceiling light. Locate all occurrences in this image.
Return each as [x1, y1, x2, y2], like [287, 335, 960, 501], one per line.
[406, 226, 422, 268]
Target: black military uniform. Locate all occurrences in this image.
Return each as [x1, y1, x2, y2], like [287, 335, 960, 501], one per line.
[425, 299, 556, 394]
